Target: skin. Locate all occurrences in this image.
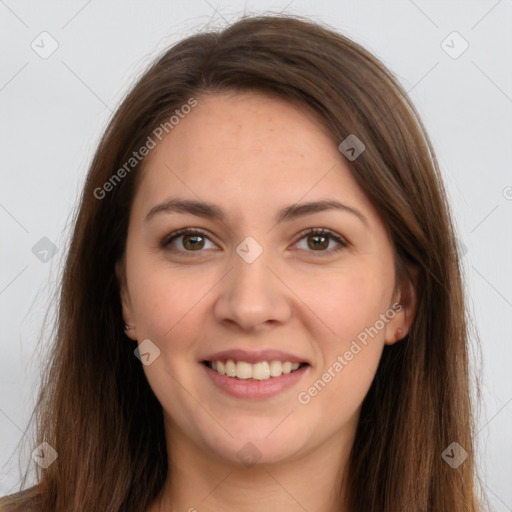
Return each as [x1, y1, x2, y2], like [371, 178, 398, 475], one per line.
[116, 91, 417, 512]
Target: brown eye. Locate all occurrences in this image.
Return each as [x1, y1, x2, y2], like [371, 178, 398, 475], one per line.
[307, 233, 329, 250]
[181, 233, 205, 250]
[294, 228, 348, 254]
[161, 227, 348, 257]
[162, 228, 216, 255]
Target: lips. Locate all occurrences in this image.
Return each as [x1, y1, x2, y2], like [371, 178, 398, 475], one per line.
[202, 360, 309, 399]
[201, 349, 309, 365]
[200, 348, 310, 398]
[204, 360, 307, 380]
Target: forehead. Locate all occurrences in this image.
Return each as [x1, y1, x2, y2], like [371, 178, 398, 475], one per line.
[133, 91, 379, 224]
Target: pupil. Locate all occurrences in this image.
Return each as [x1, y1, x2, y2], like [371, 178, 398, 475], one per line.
[184, 234, 204, 250]
[309, 235, 328, 250]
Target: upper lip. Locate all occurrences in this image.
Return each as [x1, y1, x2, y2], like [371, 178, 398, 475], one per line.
[202, 349, 310, 365]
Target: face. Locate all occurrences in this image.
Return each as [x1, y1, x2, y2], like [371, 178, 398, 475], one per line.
[117, 91, 415, 466]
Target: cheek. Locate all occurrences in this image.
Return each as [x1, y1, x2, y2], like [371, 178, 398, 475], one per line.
[304, 263, 391, 344]
[296, 271, 388, 424]
[299, 263, 393, 414]
[128, 258, 213, 341]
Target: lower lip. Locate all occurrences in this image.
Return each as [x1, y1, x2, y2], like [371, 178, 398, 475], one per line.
[202, 363, 309, 399]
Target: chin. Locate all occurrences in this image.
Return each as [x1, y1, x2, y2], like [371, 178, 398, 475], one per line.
[201, 421, 307, 467]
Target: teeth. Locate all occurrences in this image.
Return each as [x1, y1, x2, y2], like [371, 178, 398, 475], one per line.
[225, 360, 237, 377]
[269, 360, 282, 377]
[252, 361, 270, 380]
[209, 359, 302, 380]
[236, 361, 252, 379]
[282, 361, 292, 374]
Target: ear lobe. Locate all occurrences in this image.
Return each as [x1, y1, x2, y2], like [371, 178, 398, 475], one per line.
[384, 266, 418, 346]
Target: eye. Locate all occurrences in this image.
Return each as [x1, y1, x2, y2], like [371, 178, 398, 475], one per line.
[161, 228, 217, 255]
[293, 228, 348, 255]
[161, 227, 348, 257]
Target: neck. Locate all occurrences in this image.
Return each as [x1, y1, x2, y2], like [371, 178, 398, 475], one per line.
[148, 421, 353, 512]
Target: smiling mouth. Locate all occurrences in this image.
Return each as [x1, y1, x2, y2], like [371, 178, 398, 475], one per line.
[202, 360, 309, 380]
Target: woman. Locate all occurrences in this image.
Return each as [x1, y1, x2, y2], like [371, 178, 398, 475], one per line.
[1, 13, 485, 512]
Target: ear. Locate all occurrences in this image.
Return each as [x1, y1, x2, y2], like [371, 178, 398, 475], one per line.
[115, 258, 138, 341]
[384, 264, 418, 346]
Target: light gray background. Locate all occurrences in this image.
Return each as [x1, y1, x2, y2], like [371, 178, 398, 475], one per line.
[1, 0, 511, 509]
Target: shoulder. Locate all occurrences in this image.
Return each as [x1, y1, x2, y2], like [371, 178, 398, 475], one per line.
[0, 486, 41, 512]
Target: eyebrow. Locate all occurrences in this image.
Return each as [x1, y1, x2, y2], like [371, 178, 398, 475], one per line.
[145, 198, 369, 227]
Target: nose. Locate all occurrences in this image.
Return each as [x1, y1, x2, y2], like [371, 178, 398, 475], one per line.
[213, 245, 292, 332]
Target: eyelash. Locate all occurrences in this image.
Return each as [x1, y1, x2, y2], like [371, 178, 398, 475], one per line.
[160, 227, 348, 257]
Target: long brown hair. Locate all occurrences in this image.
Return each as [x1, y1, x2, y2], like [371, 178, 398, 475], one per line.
[1, 13, 485, 511]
